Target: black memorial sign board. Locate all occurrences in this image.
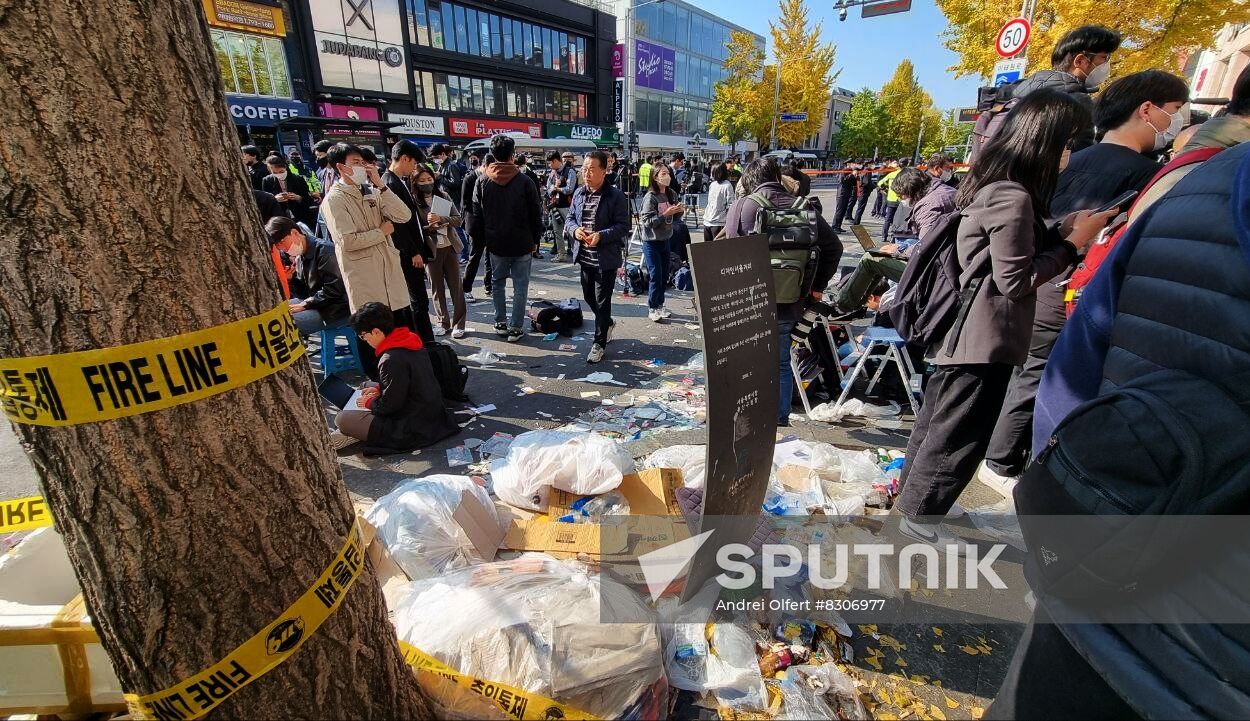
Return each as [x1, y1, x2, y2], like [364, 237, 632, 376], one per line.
[682, 233, 779, 600]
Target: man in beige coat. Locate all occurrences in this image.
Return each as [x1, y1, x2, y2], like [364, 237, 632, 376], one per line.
[320, 142, 414, 379]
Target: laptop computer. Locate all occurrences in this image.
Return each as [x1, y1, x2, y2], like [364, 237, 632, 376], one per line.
[317, 374, 356, 410]
[850, 224, 877, 251]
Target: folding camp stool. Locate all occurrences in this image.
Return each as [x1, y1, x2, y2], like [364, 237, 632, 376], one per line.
[789, 310, 850, 415]
[832, 326, 922, 416]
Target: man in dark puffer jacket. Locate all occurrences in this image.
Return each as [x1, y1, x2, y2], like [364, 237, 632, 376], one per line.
[991, 141, 1250, 719]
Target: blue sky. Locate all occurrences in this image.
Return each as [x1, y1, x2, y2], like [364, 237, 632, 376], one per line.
[687, 0, 984, 111]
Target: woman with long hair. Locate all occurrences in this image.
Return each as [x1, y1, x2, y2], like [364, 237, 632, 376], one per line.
[895, 88, 1118, 543]
[637, 164, 684, 322]
[702, 162, 734, 241]
[412, 165, 467, 338]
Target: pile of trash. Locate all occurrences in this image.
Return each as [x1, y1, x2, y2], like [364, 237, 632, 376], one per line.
[563, 354, 707, 441]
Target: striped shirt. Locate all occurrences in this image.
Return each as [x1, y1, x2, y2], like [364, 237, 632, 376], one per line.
[576, 189, 603, 268]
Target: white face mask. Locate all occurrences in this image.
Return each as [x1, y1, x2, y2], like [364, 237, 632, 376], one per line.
[350, 166, 369, 186]
[1084, 60, 1111, 89]
[274, 171, 288, 181]
[1148, 105, 1185, 150]
[937, 169, 952, 182]
[656, 175, 671, 186]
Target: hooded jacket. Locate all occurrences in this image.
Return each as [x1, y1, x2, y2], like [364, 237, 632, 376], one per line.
[1012, 69, 1097, 151]
[361, 327, 459, 453]
[470, 162, 544, 258]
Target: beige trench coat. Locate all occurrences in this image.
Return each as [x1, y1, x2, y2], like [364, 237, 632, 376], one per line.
[321, 182, 413, 312]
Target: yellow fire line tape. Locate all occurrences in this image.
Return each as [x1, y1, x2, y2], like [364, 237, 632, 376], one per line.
[398, 641, 600, 720]
[0, 302, 304, 427]
[124, 519, 364, 721]
[0, 495, 52, 533]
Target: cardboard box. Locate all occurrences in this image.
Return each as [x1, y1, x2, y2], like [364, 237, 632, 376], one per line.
[500, 468, 689, 565]
[0, 528, 126, 716]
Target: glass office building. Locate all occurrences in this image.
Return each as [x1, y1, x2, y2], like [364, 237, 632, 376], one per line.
[615, 0, 764, 158]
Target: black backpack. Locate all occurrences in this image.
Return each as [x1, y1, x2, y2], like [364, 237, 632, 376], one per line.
[887, 211, 985, 350]
[439, 160, 466, 205]
[968, 81, 1020, 164]
[1015, 369, 1250, 602]
[425, 342, 468, 402]
[527, 298, 584, 336]
[621, 261, 648, 296]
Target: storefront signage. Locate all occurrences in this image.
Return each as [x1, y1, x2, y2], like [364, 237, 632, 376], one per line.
[545, 122, 620, 147]
[202, 0, 285, 37]
[318, 102, 380, 120]
[389, 113, 446, 136]
[613, 79, 624, 123]
[612, 43, 625, 78]
[226, 95, 307, 126]
[635, 39, 675, 92]
[447, 117, 542, 139]
[309, 0, 409, 95]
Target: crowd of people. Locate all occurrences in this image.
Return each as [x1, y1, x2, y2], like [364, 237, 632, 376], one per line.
[238, 17, 1250, 716]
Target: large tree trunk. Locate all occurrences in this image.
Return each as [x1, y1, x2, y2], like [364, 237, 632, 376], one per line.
[0, 1, 427, 717]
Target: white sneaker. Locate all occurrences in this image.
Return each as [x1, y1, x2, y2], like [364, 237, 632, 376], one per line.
[433, 327, 448, 337]
[976, 461, 1021, 499]
[328, 430, 359, 451]
[658, 306, 673, 319]
[464, 292, 477, 303]
[451, 328, 467, 339]
[648, 308, 663, 322]
[587, 343, 605, 363]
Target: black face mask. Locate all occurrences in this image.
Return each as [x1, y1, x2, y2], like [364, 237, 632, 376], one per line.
[316, 156, 329, 168]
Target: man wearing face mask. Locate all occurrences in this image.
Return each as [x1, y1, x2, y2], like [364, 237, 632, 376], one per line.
[972, 25, 1121, 161]
[978, 70, 1189, 494]
[320, 142, 415, 381]
[382, 139, 437, 344]
[925, 153, 959, 188]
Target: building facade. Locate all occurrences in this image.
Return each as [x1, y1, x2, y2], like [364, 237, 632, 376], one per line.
[800, 86, 855, 164]
[204, 0, 311, 153]
[1185, 23, 1250, 113]
[278, 0, 617, 151]
[612, 0, 763, 160]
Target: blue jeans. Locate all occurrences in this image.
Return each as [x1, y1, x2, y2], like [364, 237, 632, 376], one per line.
[778, 320, 796, 424]
[642, 240, 669, 310]
[490, 253, 532, 330]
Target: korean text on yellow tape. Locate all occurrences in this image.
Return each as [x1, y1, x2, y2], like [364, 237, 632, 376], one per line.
[0, 302, 303, 427]
[124, 520, 364, 721]
[398, 641, 599, 721]
[0, 495, 52, 533]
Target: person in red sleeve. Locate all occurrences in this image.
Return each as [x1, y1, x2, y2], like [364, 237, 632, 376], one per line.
[331, 302, 459, 454]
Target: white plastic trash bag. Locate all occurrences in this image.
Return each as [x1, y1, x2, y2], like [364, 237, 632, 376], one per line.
[707, 624, 770, 711]
[392, 556, 666, 720]
[492, 431, 633, 510]
[365, 475, 499, 580]
[642, 444, 707, 490]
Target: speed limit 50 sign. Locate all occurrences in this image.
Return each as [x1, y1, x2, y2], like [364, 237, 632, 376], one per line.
[995, 18, 1031, 58]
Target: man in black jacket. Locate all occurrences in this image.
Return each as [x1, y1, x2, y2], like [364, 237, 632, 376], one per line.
[253, 189, 285, 223]
[460, 149, 492, 301]
[241, 144, 268, 190]
[470, 135, 543, 343]
[831, 161, 859, 232]
[564, 150, 631, 363]
[431, 143, 466, 208]
[382, 140, 436, 344]
[265, 216, 350, 334]
[261, 155, 315, 225]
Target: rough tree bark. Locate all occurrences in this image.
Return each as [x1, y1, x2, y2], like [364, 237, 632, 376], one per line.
[0, 1, 427, 717]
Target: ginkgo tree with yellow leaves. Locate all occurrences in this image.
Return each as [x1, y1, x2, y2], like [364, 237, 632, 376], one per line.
[877, 60, 944, 159]
[936, 0, 1250, 80]
[708, 0, 836, 150]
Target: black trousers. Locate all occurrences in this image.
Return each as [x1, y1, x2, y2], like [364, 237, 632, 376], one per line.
[984, 312, 1065, 477]
[881, 201, 899, 241]
[872, 188, 887, 216]
[461, 220, 492, 293]
[579, 263, 616, 346]
[895, 363, 1014, 517]
[852, 186, 872, 224]
[401, 260, 436, 345]
[356, 306, 416, 381]
[832, 185, 856, 228]
[987, 607, 1139, 720]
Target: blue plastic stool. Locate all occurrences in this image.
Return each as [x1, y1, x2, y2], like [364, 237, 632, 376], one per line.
[317, 326, 362, 377]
